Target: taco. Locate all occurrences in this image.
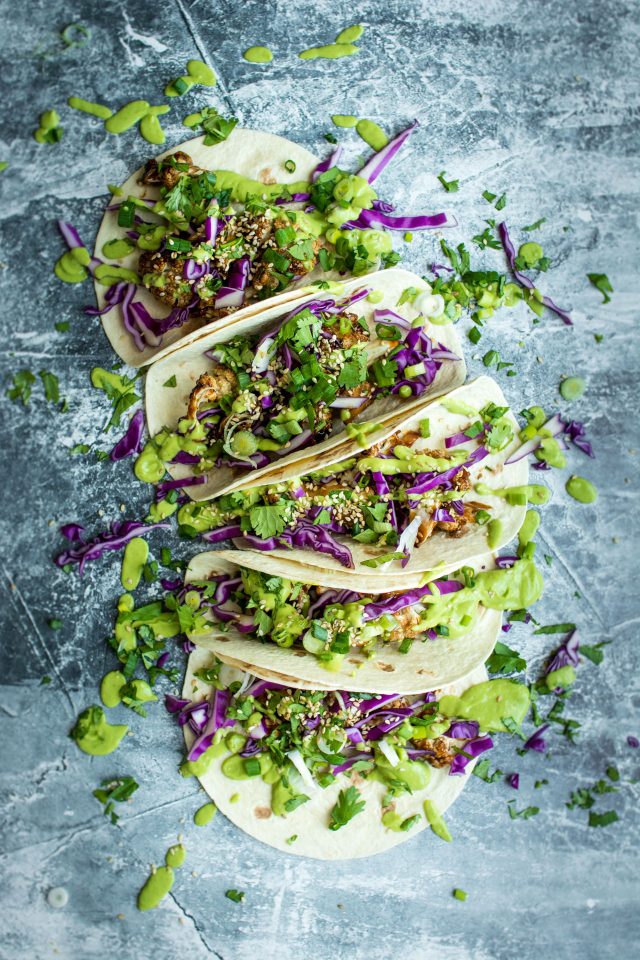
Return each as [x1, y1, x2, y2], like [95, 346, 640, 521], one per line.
[175, 649, 530, 859]
[180, 549, 542, 693]
[178, 376, 545, 584]
[90, 123, 455, 365]
[139, 268, 464, 504]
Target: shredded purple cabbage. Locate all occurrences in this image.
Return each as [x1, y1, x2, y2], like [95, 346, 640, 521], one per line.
[110, 409, 145, 461]
[498, 221, 572, 325]
[55, 520, 169, 574]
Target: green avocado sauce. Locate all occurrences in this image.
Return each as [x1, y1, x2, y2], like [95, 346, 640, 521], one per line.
[475, 482, 550, 506]
[381, 810, 421, 832]
[518, 509, 540, 548]
[210, 170, 310, 203]
[179, 737, 226, 778]
[356, 120, 388, 151]
[105, 101, 150, 134]
[70, 705, 128, 756]
[67, 96, 113, 119]
[54, 251, 88, 284]
[100, 670, 126, 708]
[165, 843, 186, 868]
[332, 114, 358, 128]
[187, 59, 216, 85]
[423, 800, 452, 842]
[120, 537, 149, 590]
[441, 398, 479, 417]
[335, 25, 364, 43]
[298, 43, 359, 60]
[371, 755, 431, 792]
[102, 238, 135, 259]
[140, 113, 166, 146]
[94, 263, 139, 286]
[566, 475, 598, 504]
[439, 679, 530, 733]
[194, 802, 217, 826]
[546, 665, 576, 690]
[243, 46, 273, 63]
[486, 518, 503, 550]
[137, 866, 174, 911]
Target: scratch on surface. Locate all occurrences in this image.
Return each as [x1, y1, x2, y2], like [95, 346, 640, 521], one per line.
[168, 890, 226, 959]
[173, 0, 237, 114]
[1, 566, 76, 715]
[125, 792, 196, 824]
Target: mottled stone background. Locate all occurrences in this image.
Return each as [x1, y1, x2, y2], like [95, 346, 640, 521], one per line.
[1, 1, 639, 958]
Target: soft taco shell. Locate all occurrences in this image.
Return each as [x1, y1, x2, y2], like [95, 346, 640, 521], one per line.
[93, 129, 322, 366]
[232, 375, 529, 585]
[144, 267, 465, 501]
[182, 648, 486, 859]
[185, 549, 501, 694]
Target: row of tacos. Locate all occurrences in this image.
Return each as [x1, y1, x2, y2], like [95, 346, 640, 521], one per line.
[94, 130, 544, 858]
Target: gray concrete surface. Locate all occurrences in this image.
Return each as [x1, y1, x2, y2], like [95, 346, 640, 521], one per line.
[0, 1, 639, 958]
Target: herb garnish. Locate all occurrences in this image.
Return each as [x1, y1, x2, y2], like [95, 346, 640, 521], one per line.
[93, 776, 139, 823]
[329, 786, 365, 830]
[587, 273, 613, 304]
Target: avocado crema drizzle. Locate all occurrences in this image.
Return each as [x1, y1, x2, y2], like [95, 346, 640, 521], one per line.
[173, 400, 522, 567]
[171, 659, 530, 830]
[135, 293, 460, 479]
[183, 556, 542, 670]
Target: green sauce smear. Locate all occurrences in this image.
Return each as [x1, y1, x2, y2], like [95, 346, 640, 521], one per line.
[299, 43, 359, 60]
[335, 25, 364, 43]
[423, 800, 452, 842]
[566, 475, 597, 504]
[100, 670, 126, 708]
[439, 679, 530, 733]
[70, 705, 128, 756]
[332, 114, 358, 128]
[105, 101, 150, 134]
[67, 97, 113, 120]
[165, 843, 186, 868]
[137, 866, 174, 911]
[243, 46, 273, 63]
[120, 537, 149, 591]
[194, 802, 217, 826]
[356, 119, 388, 151]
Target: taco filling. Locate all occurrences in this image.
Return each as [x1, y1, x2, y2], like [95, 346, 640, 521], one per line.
[138, 293, 460, 476]
[183, 557, 542, 672]
[177, 399, 522, 568]
[172, 658, 530, 837]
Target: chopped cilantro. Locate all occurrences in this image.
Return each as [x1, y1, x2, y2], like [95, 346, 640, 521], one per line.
[472, 759, 503, 783]
[55, 321, 70, 332]
[40, 676, 52, 685]
[225, 889, 245, 903]
[523, 217, 546, 232]
[70, 443, 90, 456]
[507, 801, 539, 820]
[437, 171, 459, 193]
[93, 776, 139, 824]
[587, 273, 613, 305]
[329, 785, 365, 830]
[580, 642, 608, 665]
[39, 370, 60, 404]
[163, 375, 177, 388]
[468, 326, 482, 345]
[588, 810, 619, 828]
[472, 227, 501, 250]
[6, 370, 35, 405]
[48, 618, 63, 630]
[324, 132, 338, 143]
[486, 642, 526, 676]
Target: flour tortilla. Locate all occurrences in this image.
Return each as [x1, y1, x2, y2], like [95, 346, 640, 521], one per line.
[144, 267, 465, 501]
[185, 550, 500, 694]
[182, 648, 486, 859]
[231, 375, 529, 586]
[93, 129, 323, 366]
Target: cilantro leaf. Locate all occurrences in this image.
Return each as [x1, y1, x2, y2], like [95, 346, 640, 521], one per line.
[337, 350, 368, 389]
[437, 171, 459, 193]
[486, 642, 526, 676]
[472, 228, 501, 250]
[39, 369, 60, 404]
[588, 810, 619, 828]
[507, 801, 539, 820]
[523, 217, 546, 232]
[249, 503, 288, 539]
[587, 273, 613, 304]
[6, 370, 35, 405]
[329, 785, 365, 831]
[225, 889, 245, 903]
